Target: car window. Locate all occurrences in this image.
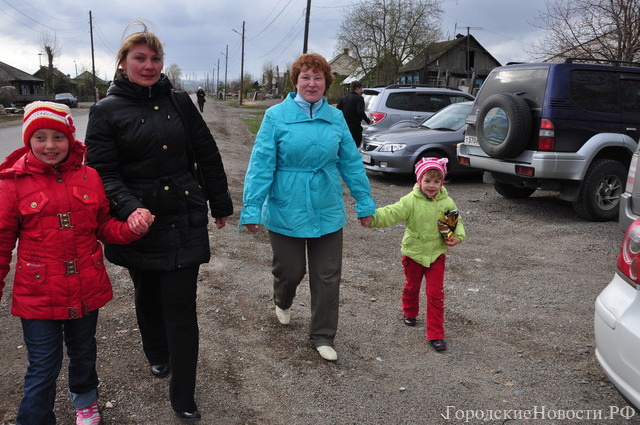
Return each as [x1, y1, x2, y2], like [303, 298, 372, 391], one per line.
[621, 76, 640, 114]
[362, 91, 379, 112]
[570, 70, 619, 113]
[476, 68, 548, 108]
[385, 92, 414, 111]
[413, 94, 450, 113]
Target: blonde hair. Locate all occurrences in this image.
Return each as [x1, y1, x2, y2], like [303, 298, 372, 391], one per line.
[114, 21, 164, 79]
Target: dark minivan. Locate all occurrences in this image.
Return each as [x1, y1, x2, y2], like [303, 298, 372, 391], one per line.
[457, 59, 640, 221]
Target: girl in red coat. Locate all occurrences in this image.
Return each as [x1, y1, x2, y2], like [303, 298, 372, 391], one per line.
[0, 102, 154, 425]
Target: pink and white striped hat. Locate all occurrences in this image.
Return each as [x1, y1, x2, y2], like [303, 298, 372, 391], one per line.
[415, 157, 448, 182]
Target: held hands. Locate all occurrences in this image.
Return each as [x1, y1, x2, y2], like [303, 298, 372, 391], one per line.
[127, 208, 155, 235]
[358, 216, 372, 227]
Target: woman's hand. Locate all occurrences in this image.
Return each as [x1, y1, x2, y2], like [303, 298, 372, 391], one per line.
[358, 216, 372, 227]
[214, 217, 228, 229]
[127, 208, 155, 235]
[243, 224, 260, 233]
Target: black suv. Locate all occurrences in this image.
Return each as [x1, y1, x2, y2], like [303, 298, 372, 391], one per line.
[457, 59, 640, 221]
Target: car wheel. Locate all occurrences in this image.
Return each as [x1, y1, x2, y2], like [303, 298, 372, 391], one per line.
[477, 93, 532, 158]
[573, 158, 626, 221]
[493, 181, 535, 198]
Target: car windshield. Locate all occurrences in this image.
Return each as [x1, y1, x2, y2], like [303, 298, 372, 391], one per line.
[420, 103, 472, 131]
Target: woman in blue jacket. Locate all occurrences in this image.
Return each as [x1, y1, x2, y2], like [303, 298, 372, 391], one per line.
[240, 53, 376, 362]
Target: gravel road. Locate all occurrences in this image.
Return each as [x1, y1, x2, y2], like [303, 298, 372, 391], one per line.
[0, 97, 635, 425]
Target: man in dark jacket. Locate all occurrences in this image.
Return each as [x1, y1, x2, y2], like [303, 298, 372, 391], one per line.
[337, 80, 371, 147]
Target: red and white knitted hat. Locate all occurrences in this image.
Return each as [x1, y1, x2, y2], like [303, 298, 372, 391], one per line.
[415, 157, 448, 182]
[22, 101, 76, 147]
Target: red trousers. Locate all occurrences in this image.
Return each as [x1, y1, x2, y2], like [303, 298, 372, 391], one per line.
[401, 254, 446, 340]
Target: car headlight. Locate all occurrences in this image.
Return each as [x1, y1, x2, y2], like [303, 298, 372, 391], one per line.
[379, 143, 406, 152]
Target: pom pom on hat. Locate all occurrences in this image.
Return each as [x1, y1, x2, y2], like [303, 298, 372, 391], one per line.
[415, 157, 448, 182]
[22, 101, 76, 147]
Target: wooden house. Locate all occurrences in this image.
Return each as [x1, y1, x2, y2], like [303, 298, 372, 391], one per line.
[398, 34, 501, 94]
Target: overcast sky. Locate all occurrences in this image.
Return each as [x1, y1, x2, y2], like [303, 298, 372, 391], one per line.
[0, 0, 548, 85]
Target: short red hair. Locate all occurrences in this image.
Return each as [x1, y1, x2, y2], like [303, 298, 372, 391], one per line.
[290, 53, 334, 93]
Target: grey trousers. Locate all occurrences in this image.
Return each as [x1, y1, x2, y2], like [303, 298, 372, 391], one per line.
[268, 229, 343, 347]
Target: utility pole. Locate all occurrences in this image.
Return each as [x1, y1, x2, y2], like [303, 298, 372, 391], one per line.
[217, 58, 220, 98]
[303, 0, 311, 53]
[89, 11, 97, 103]
[224, 45, 228, 99]
[233, 22, 245, 105]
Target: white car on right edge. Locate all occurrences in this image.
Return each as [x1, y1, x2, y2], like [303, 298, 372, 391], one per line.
[595, 218, 640, 409]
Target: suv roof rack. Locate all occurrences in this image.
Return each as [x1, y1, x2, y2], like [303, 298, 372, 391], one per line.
[384, 84, 461, 91]
[563, 57, 640, 67]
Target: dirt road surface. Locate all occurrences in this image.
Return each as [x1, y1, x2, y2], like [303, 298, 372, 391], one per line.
[0, 97, 634, 424]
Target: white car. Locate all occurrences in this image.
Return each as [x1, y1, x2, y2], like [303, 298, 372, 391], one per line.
[595, 218, 640, 408]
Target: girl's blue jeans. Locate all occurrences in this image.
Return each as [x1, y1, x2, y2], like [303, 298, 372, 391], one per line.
[17, 310, 99, 425]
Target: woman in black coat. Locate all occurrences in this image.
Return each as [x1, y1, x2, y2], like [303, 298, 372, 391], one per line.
[85, 22, 232, 421]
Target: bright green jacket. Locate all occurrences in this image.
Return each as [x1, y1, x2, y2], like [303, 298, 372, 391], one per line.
[369, 184, 465, 267]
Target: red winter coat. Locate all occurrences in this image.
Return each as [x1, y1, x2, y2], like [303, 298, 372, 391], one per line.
[0, 140, 141, 320]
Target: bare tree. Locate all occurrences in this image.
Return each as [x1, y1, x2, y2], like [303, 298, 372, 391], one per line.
[335, 0, 443, 85]
[262, 61, 275, 94]
[532, 0, 640, 62]
[165, 63, 182, 89]
[40, 32, 60, 94]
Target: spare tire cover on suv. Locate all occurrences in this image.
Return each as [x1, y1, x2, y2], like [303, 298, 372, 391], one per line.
[477, 93, 532, 158]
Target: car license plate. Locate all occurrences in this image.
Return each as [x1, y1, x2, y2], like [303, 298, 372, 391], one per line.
[464, 135, 479, 146]
[361, 153, 372, 164]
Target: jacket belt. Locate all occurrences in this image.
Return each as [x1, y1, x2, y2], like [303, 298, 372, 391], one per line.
[44, 253, 101, 276]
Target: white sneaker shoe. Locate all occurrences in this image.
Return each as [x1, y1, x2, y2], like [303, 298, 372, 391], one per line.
[275, 306, 291, 325]
[76, 401, 101, 425]
[316, 345, 337, 361]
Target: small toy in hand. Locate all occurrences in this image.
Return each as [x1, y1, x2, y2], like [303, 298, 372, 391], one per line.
[438, 210, 459, 240]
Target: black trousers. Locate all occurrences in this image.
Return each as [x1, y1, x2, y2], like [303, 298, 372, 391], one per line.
[129, 266, 200, 412]
[347, 122, 364, 146]
[269, 229, 343, 348]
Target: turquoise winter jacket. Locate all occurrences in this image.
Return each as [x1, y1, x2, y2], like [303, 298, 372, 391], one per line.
[239, 93, 376, 237]
[369, 184, 465, 267]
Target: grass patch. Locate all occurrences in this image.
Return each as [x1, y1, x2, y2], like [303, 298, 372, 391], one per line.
[0, 114, 23, 125]
[242, 116, 263, 134]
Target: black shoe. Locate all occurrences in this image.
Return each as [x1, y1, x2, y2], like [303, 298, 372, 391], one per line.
[176, 410, 201, 421]
[403, 316, 416, 326]
[150, 363, 171, 378]
[429, 339, 447, 352]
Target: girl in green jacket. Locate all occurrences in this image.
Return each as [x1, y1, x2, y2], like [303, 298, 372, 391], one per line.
[363, 157, 465, 352]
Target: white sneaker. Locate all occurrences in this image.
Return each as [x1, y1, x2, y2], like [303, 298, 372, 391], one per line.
[76, 401, 101, 425]
[275, 306, 291, 325]
[316, 345, 337, 361]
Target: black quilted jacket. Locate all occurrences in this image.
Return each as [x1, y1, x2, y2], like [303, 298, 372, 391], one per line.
[85, 75, 233, 271]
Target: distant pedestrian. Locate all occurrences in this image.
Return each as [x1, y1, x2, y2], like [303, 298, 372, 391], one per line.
[337, 80, 371, 147]
[363, 157, 465, 352]
[196, 86, 206, 112]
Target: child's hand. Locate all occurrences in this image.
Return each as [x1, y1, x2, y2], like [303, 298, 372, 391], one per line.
[445, 236, 461, 247]
[358, 216, 372, 227]
[128, 208, 155, 235]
